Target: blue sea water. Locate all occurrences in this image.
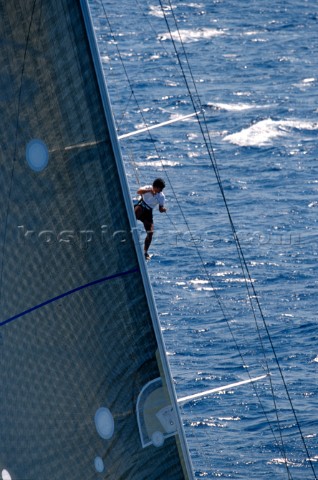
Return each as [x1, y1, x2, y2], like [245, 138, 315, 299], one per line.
[90, 1, 318, 478]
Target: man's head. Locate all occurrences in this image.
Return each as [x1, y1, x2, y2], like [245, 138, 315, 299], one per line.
[153, 178, 165, 192]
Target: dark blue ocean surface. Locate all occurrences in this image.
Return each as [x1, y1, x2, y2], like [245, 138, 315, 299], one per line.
[91, 1, 318, 478]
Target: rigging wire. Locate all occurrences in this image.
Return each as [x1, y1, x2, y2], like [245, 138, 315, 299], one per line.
[163, 2, 313, 477]
[158, 0, 317, 477]
[97, 2, 300, 476]
[154, 0, 295, 474]
[155, 0, 294, 472]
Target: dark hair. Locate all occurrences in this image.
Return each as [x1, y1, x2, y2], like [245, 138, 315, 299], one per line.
[153, 178, 165, 190]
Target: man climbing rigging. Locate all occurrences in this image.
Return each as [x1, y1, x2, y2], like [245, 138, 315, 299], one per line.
[134, 178, 167, 260]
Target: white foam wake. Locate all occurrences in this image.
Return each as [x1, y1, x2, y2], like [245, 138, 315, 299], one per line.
[159, 27, 225, 43]
[136, 160, 180, 167]
[224, 118, 318, 147]
[209, 102, 267, 112]
[150, 3, 206, 18]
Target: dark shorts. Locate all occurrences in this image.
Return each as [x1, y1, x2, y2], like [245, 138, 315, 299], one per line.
[134, 202, 153, 229]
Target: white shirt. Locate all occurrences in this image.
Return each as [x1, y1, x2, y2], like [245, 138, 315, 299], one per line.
[142, 185, 165, 209]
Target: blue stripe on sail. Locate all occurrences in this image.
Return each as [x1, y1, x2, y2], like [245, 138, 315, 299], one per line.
[0, 267, 139, 328]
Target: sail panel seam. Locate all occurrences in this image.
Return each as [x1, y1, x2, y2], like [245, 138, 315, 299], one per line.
[0, 266, 139, 328]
